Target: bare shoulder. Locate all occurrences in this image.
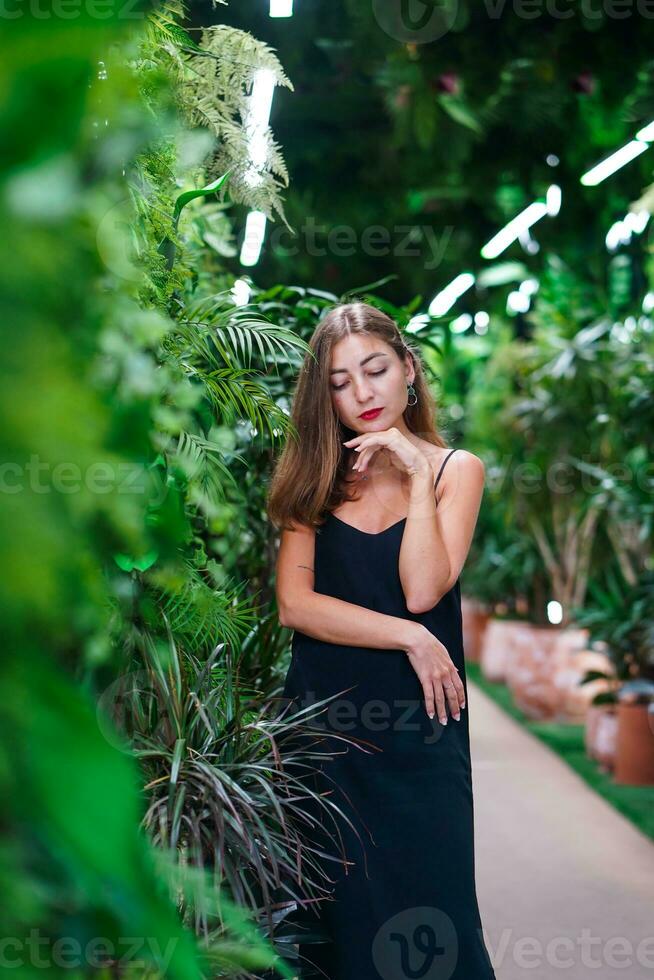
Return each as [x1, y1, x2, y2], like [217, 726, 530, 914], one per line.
[450, 448, 485, 474]
[420, 443, 485, 478]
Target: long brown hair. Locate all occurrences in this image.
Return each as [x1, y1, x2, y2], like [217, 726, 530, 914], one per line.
[266, 302, 448, 531]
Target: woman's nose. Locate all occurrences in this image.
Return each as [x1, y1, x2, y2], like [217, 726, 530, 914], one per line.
[353, 378, 374, 401]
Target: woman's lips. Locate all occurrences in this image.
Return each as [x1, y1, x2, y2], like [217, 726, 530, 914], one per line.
[359, 407, 383, 419]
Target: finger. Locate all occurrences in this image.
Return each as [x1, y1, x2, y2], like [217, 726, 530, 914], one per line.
[356, 446, 381, 473]
[442, 680, 461, 720]
[432, 680, 447, 726]
[353, 448, 372, 472]
[421, 680, 435, 720]
[451, 670, 466, 709]
[353, 435, 378, 452]
[445, 664, 466, 709]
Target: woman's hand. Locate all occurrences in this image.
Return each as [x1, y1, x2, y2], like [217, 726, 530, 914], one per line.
[403, 623, 466, 724]
[343, 427, 430, 478]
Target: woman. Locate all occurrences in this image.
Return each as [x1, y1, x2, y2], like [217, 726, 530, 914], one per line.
[268, 302, 495, 980]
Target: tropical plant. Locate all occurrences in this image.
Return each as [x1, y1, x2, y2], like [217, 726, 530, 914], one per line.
[572, 567, 654, 706]
[461, 495, 544, 618]
[181, 24, 294, 227]
[102, 619, 376, 972]
[0, 0, 315, 970]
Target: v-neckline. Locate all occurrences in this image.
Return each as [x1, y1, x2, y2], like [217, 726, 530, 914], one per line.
[327, 448, 456, 538]
[329, 513, 408, 537]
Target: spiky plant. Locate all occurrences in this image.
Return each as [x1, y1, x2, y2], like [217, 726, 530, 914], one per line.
[103, 618, 377, 973]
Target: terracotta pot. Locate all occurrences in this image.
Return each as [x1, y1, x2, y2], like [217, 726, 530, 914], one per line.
[614, 703, 654, 786]
[505, 623, 561, 720]
[480, 618, 529, 683]
[460, 596, 489, 663]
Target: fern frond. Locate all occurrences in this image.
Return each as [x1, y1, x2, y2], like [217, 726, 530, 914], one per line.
[180, 25, 294, 227]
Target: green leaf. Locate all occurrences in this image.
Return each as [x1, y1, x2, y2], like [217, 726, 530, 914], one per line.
[438, 94, 484, 134]
[113, 550, 159, 572]
[172, 171, 232, 228]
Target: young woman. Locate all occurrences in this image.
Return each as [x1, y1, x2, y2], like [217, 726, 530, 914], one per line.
[268, 302, 495, 980]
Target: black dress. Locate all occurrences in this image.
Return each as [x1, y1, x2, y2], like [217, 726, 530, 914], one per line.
[281, 449, 496, 980]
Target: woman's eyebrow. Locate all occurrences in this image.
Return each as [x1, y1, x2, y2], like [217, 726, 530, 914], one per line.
[329, 352, 388, 375]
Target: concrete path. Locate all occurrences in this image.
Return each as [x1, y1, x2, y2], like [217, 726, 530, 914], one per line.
[468, 679, 654, 980]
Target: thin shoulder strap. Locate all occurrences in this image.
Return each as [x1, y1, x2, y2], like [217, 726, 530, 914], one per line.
[434, 448, 457, 492]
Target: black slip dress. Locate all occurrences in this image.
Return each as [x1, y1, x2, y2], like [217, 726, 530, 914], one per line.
[281, 448, 497, 980]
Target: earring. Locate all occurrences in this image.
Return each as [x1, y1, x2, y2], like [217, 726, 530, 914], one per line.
[407, 382, 418, 407]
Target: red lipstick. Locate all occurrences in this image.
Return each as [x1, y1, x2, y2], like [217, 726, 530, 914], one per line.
[359, 407, 383, 420]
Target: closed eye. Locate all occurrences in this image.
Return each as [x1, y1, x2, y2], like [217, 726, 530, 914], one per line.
[332, 368, 387, 392]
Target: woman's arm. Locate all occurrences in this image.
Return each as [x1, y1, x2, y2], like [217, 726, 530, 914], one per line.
[280, 589, 420, 651]
[276, 521, 420, 651]
[399, 450, 485, 614]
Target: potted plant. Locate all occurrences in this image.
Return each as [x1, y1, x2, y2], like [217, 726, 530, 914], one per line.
[465, 311, 607, 712]
[575, 569, 654, 782]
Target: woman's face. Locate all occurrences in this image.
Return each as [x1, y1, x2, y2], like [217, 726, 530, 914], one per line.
[328, 333, 414, 434]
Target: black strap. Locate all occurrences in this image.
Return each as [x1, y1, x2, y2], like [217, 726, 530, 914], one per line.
[434, 448, 457, 491]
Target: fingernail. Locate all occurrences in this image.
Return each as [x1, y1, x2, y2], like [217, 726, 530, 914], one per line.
[440, 717, 447, 726]
[454, 712, 461, 722]
[428, 711, 434, 718]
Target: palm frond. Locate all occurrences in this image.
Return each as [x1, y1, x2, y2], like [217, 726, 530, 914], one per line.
[149, 562, 257, 654]
[170, 431, 245, 520]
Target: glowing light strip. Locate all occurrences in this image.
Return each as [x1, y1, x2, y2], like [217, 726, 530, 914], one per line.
[481, 201, 549, 259]
[270, 0, 293, 14]
[580, 140, 649, 186]
[428, 272, 475, 316]
[239, 211, 267, 266]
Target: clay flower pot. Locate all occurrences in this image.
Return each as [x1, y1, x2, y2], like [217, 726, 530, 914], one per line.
[505, 623, 561, 720]
[480, 617, 529, 683]
[614, 682, 654, 786]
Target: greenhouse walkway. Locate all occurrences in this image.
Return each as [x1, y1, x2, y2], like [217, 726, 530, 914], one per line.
[468, 679, 654, 980]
